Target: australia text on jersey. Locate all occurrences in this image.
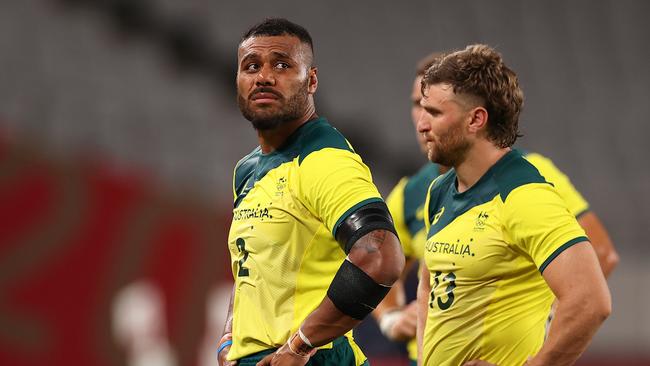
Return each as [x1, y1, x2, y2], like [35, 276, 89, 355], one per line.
[424, 239, 475, 257]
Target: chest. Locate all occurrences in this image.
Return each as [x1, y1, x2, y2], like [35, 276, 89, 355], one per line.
[424, 204, 520, 282]
[228, 165, 312, 258]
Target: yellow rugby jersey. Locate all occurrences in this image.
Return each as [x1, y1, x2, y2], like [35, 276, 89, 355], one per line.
[227, 118, 381, 363]
[421, 150, 588, 366]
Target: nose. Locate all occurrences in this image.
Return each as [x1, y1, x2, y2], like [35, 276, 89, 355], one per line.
[255, 64, 276, 86]
[416, 109, 430, 134]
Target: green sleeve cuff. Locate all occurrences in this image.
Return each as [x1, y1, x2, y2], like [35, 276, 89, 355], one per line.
[539, 236, 589, 273]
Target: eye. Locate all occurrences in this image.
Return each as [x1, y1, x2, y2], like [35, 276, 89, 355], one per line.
[244, 63, 259, 72]
[275, 62, 290, 69]
[425, 108, 440, 117]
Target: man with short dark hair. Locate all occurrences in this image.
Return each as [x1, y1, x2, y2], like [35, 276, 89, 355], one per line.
[218, 18, 404, 366]
[416, 45, 611, 366]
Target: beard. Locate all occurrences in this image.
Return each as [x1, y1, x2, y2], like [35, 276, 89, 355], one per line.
[428, 120, 471, 167]
[238, 80, 310, 131]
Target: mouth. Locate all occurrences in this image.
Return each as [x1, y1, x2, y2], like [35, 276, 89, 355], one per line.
[251, 90, 281, 104]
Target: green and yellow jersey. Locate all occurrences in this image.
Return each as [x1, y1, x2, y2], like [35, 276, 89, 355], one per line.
[227, 118, 381, 363]
[386, 150, 590, 363]
[420, 150, 588, 366]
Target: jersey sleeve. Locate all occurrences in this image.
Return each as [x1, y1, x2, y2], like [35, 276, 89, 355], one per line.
[525, 153, 590, 218]
[298, 148, 383, 235]
[386, 178, 414, 257]
[502, 183, 589, 273]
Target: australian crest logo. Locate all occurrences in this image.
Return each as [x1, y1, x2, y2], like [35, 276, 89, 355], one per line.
[276, 177, 287, 197]
[474, 211, 489, 231]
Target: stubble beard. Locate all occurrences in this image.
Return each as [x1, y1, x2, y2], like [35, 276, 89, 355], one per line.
[428, 121, 471, 168]
[238, 80, 310, 131]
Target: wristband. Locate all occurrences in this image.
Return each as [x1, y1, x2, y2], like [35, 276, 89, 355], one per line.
[217, 340, 232, 355]
[298, 328, 314, 348]
[287, 332, 316, 358]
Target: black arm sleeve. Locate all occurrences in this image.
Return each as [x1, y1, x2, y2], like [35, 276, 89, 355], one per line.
[334, 201, 397, 254]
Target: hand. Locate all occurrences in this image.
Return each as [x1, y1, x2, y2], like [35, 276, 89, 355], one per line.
[390, 301, 418, 341]
[463, 360, 497, 366]
[255, 343, 309, 366]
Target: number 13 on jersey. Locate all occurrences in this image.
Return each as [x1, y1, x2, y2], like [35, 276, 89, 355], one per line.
[429, 271, 456, 310]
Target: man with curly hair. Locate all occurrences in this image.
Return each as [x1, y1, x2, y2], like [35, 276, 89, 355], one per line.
[416, 45, 611, 366]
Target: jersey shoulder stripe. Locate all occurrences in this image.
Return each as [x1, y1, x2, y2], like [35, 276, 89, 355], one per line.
[426, 150, 550, 237]
[296, 118, 353, 164]
[232, 118, 353, 207]
[492, 149, 549, 201]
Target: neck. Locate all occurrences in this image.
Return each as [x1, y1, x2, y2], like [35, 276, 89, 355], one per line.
[258, 108, 317, 154]
[454, 140, 510, 193]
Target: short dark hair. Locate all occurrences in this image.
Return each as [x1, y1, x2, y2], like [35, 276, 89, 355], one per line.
[241, 18, 313, 53]
[422, 44, 523, 148]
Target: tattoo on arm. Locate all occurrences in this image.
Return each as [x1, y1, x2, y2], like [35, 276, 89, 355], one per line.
[353, 230, 387, 254]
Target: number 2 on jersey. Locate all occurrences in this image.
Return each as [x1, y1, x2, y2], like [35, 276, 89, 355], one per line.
[236, 238, 250, 277]
[429, 271, 456, 310]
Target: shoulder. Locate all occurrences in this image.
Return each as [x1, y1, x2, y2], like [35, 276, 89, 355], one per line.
[296, 118, 354, 164]
[492, 150, 549, 202]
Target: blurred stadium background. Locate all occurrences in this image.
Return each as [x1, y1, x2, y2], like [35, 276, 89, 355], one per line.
[1, 1, 649, 365]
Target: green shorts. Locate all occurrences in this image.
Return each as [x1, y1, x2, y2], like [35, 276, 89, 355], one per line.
[236, 336, 369, 366]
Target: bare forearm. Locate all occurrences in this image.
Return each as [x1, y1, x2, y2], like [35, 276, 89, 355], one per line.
[530, 299, 609, 366]
[218, 285, 236, 366]
[223, 284, 235, 335]
[299, 297, 362, 346]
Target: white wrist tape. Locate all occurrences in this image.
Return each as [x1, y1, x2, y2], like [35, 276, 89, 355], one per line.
[379, 309, 402, 338]
[298, 327, 314, 348]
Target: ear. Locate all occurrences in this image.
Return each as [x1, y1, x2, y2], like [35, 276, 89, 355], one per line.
[308, 67, 318, 94]
[467, 106, 488, 134]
